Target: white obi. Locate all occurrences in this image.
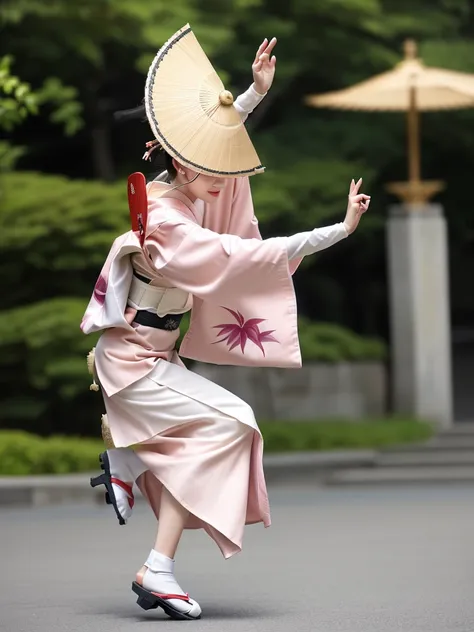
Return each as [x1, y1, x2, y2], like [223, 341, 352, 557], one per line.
[127, 274, 192, 317]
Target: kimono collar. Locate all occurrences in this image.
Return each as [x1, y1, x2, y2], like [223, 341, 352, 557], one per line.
[146, 180, 204, 225]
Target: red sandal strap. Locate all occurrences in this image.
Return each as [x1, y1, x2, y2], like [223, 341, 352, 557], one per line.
[152, 592, 190, 602]
[110, 477, 135, 508]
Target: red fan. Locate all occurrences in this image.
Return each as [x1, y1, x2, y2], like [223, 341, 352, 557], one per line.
[127, 172, 148, 246]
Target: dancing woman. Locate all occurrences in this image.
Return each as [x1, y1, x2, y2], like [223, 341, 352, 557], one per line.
[82, 25, 370, 621]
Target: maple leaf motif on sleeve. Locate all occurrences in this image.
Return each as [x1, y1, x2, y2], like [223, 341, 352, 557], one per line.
[212, 307, 279, 356]
[93, 275, 108, 306]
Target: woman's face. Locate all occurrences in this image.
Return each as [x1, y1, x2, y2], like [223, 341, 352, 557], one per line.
[173, 160, 227, 204]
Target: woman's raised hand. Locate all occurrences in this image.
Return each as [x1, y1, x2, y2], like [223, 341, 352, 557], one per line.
[252, 37, 277, 95]
[343, 178, 370, 235]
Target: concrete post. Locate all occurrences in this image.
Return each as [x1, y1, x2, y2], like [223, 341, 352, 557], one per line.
[386, 203, 453, 427]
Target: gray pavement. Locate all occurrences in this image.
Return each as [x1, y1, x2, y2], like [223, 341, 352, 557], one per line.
[2, 482, 474, 632]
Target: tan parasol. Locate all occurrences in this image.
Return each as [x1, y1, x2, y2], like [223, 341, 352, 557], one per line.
[145, 24, 264, 178]
[306, 40, 474, 203]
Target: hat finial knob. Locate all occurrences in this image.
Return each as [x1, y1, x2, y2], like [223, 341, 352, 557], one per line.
[219, 90, 234, 106]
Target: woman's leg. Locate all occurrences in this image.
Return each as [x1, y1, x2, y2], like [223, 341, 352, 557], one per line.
[135, 486, 201, 620]
[154, 486, 189, 558]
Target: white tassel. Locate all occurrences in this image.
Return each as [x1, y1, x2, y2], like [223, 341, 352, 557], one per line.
[87, 347, 100, 392]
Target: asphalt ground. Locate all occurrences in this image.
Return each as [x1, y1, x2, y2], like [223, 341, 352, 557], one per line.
[2, 482, 474, 632]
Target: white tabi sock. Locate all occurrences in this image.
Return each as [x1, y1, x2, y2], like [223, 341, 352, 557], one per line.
[107, 448, 147, 522]
[142, 549, 201, 618]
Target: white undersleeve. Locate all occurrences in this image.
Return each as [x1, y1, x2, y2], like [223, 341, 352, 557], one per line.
[234, 83, 266, 122]
[281, 223, 348, 260]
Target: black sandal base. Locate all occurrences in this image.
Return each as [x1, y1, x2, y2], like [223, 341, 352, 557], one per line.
[131, 582, 201, 621]
[90, 452, 126, 526]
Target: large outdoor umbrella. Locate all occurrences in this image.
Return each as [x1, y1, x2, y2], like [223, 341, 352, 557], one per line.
[306, 40, 474, 204]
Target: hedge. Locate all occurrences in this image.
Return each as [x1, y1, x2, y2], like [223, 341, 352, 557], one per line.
[0, 418, 433, 476]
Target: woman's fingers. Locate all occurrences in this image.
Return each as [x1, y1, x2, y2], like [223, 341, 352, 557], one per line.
[254, 39, 268, 64]
[254, 37, 277, 66]
[264, 37, 277, 56]
[349, 177, 363, 195]
[359, 199, 371, 213]
[254, 54, 269, 72]
[351, 193, 370, 203]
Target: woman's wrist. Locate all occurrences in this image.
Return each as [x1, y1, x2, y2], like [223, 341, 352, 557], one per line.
[234, 84, 267, 121]
[251, 82, 267, 98]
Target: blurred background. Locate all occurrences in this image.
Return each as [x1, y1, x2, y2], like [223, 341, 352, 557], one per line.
[4, 6, 474, 630]
[1, 0, 474, 472]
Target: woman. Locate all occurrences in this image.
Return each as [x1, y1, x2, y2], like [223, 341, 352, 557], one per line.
[82, 25, 370, 621]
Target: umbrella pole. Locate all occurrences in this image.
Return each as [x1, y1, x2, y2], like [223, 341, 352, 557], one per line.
[407, 86, 420, 183]
[388, 84, 444, 204]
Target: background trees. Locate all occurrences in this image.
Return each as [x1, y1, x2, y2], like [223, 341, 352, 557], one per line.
[2, 0, 473, 434]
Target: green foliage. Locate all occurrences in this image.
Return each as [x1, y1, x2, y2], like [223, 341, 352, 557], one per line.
[0, 55, 38, 131]
[0, 171, 129, 431]
[0, 431, 103, 475]
[2, 0, 474, 434]
[35, 78, 83, 137]
[0, 141, 25, 171]
[0, 172, 128, 280]
[0, 0, 251, 128]
[0, 297, 96, 401]
[0, 418, 433, 475]
[0, 55, 83, 177]
[260, 418, 433, 452]
[298, 317, 386, 362]
[0, 56, 83, 136]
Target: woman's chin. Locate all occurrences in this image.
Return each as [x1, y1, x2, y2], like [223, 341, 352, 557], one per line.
[201, 193, 220, 204]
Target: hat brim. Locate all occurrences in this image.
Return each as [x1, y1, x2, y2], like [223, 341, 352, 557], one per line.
[145, 24, 264, 177]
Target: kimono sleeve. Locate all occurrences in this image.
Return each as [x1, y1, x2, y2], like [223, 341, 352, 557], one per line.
[228, 176, 301, 274]
[146, 219, 289, 306]
[146, 212, 302, 369]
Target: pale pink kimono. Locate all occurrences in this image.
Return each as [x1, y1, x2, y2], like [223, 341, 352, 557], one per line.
[81, 176, 301, 558]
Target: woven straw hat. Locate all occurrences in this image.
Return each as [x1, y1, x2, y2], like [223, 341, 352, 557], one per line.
[144, 24, 264, 177]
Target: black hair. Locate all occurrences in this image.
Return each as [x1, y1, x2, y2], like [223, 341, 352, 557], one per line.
[113, 103, 177, 180]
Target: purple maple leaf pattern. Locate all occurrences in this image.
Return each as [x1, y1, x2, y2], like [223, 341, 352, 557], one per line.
[93, 274, 107, 306]
[212, 307, 279, 356]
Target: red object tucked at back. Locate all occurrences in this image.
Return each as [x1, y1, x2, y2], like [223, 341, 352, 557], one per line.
[128, 172, 148, 246]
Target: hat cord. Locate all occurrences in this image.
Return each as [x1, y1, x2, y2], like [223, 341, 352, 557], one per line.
[168, 172, 200, 193]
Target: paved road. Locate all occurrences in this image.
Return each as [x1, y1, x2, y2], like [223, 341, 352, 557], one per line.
[2, 483, 474, 632]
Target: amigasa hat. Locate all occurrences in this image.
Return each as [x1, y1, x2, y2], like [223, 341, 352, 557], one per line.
[144, 24, 264, 177]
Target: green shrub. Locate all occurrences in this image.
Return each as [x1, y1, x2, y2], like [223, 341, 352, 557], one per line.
[0, 431, 103, 476]
[260, 418, 433, 452]
[0, 418, 433, 476]
[0, 171, 129, 436]
[297, 317, 387, 362]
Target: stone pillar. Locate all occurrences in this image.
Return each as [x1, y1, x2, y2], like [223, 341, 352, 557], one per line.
[386, 203, 453, 428]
